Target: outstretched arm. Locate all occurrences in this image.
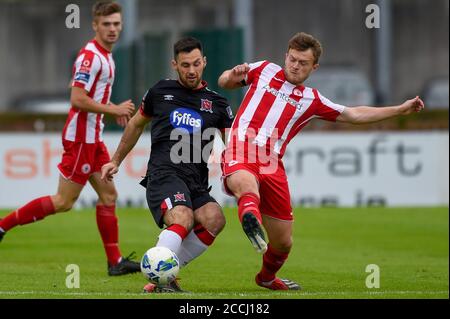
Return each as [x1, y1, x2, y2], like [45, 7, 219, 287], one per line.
[336, 96, 425, 124]
[101, 111, 151, 181]
[218, 63, 250, 89]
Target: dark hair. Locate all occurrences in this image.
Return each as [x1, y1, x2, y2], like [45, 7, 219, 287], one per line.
[288, 32, 323, 64]
[92, 1, 122, 20]
[173, 37, 203, 58]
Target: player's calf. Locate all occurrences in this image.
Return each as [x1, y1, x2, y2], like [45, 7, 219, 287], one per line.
[194, 202, 226, 236]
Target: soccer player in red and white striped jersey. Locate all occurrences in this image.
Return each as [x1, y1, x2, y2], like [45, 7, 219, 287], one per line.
[219, 32, 425, 290]
[0, 1, 139, 276]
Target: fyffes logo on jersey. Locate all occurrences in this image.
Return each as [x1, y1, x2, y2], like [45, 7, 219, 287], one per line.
[170, 108, 203, 133]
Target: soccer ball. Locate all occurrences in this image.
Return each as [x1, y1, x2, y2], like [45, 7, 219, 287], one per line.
[140, 247, 180, 285]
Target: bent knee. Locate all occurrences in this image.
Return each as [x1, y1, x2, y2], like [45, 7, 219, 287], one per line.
[195, 208, 226, 236]
[165, 206, 194, 231]
[59, 200, 76, 212]
[207, 211, 226, 235]
[271, 238, 293, 253]
[53, 195, 77, 212]
[226, 172, 258, 198]
[98, 190, 118, 206]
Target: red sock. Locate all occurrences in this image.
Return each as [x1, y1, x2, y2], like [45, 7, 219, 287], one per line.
[237, 192, 262, 224]
[258, 244, 289, 282]
[96, 205, 122, 265]
[193, 224, 216, 246]
[166, 224, 189, 240]
[0, 196, 55, 232]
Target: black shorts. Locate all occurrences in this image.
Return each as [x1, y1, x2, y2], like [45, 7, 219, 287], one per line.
[140, 172, 217, 228]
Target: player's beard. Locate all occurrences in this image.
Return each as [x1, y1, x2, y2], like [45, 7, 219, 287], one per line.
[179, 73, 202, 90]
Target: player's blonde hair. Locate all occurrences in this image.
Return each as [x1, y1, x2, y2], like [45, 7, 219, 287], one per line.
[288, 32, 323, 64]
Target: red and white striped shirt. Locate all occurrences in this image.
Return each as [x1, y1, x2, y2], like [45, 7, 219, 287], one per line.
[228, 60, 346, 158]
[62, 39, 115, 144]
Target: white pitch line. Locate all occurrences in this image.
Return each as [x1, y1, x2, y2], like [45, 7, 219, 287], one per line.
[0, 290, 448, 297]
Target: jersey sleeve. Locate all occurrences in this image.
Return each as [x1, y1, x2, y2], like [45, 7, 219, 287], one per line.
[313, 89, 347, 121]
[244, 60, 268, 85]
[72, 51, 102, 92]
[216, 97, 234, 130]
[139, 88, 154, 118]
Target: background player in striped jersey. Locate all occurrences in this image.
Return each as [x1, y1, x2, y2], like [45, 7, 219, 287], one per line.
[0, 1, 139, 276]
[218, 32, 425, 290]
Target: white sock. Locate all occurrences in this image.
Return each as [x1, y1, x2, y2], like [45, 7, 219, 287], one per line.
[177, 230, 210, 267]
[156, 229, 183, 255]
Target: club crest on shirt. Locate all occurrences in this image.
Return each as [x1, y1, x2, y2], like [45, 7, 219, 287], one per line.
[174, 192, 186, 202]
[81, 163, 91, 174]
[293, 88, 303, 97]
[200, 99, 213, 113]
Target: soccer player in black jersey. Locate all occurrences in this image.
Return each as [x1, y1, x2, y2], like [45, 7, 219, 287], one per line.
[101, 37, 234, 292]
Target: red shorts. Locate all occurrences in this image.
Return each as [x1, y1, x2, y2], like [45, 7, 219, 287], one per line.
[221, 148, 293, 221]
[57, 140, 111, 186]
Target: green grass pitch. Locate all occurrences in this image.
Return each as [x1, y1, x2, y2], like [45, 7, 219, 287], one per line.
[0, 207, 448, 299]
